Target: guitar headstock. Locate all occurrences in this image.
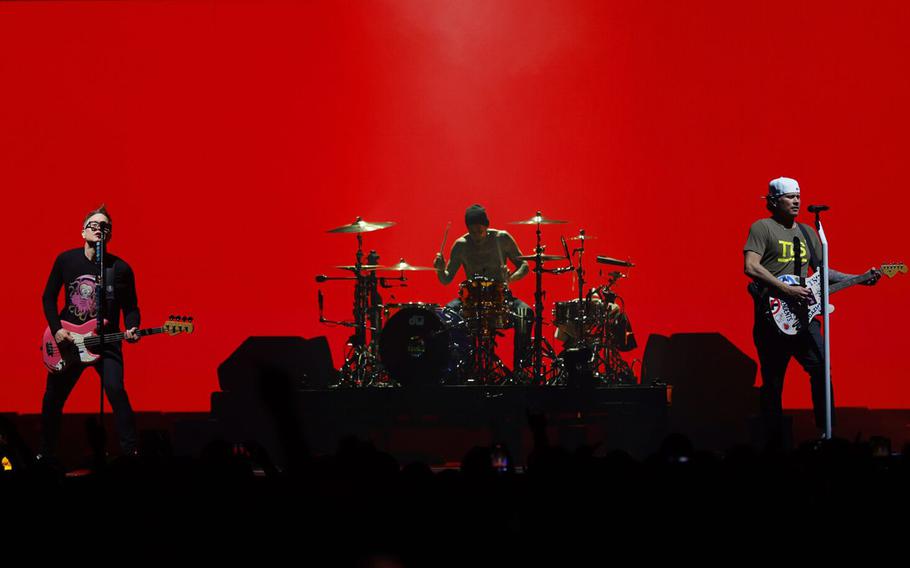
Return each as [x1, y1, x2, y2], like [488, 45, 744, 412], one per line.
[880, 263, 908, 278]
[163, 315, 195, 336]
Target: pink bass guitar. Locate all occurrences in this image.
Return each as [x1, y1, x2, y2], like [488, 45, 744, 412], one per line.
[41, 316, 194, 373]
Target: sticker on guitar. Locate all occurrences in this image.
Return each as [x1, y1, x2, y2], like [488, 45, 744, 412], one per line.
[768, 263, 905, 335]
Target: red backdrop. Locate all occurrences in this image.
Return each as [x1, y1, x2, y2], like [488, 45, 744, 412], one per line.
[2, 0, 907, 413]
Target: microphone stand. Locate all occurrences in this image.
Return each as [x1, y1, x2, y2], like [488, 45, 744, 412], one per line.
[814, 209, 832, 439]
[94, 237, 107, 448]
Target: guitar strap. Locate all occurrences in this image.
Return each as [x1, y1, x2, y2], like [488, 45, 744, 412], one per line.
[797, 223, 820, 272]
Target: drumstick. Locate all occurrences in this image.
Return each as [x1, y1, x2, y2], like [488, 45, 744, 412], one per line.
[439, 221, 451, 256]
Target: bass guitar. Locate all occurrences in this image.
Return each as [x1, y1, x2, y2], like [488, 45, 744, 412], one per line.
[41, 315, 194, 373]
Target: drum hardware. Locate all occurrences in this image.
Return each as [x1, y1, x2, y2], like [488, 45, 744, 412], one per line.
[318, 217, 404, 387]
[553, 238, 637, 385]
[510, 211, 573, 385]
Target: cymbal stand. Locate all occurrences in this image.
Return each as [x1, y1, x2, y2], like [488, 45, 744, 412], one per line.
[552, 229, 601, 385]
[521, 213, 572, 385]
[316, 236, 391, 386]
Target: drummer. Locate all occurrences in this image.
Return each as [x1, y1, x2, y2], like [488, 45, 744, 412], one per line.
[433, 204, 533, 370]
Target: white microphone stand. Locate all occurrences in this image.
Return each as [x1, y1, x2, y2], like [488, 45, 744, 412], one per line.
[814, 211, 832, 439]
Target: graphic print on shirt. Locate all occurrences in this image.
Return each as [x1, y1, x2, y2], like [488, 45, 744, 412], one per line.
[776, 240, 809, 264]
[67, 274, 97, 321]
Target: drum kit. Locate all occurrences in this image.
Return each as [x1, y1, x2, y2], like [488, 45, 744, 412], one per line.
[316, 213, 636, 388]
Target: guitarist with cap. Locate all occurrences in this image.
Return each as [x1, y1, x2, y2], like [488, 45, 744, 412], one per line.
[744, 177, 880, 445]
[38, 204, 141, 461]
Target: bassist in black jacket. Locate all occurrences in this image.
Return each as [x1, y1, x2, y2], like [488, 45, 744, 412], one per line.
[38, 205, 141, 462]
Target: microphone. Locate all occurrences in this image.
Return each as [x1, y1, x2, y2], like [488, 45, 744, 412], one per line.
[808, 204, 829, 213]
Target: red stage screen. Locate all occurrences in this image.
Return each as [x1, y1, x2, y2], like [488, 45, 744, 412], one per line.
[1, 0, 907, 413]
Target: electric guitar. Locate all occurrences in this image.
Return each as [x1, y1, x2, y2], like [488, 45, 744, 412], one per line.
[762, 263, 906, 335]
[41, 315, 194, 373]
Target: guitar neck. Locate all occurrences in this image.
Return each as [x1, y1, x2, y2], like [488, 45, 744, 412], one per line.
[83, 327, 165, 346]
[829, 272, 873, 294]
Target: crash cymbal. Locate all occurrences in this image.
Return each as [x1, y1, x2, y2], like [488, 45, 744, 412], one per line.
[380, 258, 435, 271]
[517, 254, 569, 262]
[327, 217, 396, 234]
[509, 211, 568, 225]
[568, 234, 597, 241]
[335, 265, 382, 271]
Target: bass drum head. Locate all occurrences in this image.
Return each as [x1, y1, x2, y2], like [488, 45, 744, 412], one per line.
[379, 306, 452, 386]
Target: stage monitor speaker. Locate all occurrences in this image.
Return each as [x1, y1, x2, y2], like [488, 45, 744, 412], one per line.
[641, 333, 671, 385]
[217, 336, 335, 393]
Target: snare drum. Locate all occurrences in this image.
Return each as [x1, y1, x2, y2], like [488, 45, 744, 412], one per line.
[458, 276, 511, 333]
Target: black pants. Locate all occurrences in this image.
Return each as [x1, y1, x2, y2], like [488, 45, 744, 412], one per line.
[40, 352, 138, 456]
[446, 297, 534, 370]
[753, 317, 833, 437]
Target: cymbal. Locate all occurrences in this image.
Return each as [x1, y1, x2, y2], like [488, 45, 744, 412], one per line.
[380, 259, 435, 271]
[517, 254, 569, 262]
[335, 265, 381, 271]
[327, 217, 396, 234]
[568, 235, 597, 241]
[596, 256, 634, 268]
[509, 211, 568, 225]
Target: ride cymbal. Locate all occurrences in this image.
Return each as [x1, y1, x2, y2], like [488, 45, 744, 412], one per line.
[327, 217, 396, 233]
[509, 211, 568, 225]
[517, 254, 569, 262]
[380, 259, 435, 271]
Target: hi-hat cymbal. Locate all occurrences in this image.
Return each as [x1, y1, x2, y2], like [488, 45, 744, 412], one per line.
[335, 265, 381, 271]
[509, 211, 568, 225]
[517, 254, 569, 262]
[327, 217, 396, 234]
[380, 259, 435, 271]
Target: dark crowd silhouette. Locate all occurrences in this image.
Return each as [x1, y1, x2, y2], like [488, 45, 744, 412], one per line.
[2, 407, 908, 564]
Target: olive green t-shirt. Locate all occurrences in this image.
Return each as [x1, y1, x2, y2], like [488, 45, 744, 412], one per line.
[744, 218, 821, 278]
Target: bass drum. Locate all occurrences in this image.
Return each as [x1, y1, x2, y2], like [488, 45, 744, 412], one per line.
[379, 304, 467, 387]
